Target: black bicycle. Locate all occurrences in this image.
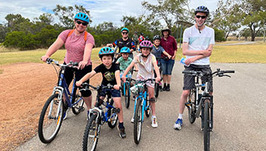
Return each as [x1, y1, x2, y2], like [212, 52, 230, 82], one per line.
[183, 68, 234, 151]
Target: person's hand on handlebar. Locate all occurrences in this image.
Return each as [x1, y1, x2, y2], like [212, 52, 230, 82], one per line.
[78, 60, 88, 70]
[113, 84, 120, 90]
[76, 80, 82, 87]
[41, 55, 50, 62]
[155, 76, 161, 83]
[121, 75, 126, 83]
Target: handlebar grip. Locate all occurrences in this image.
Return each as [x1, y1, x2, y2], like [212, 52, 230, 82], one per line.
[223, 70, 235, 73]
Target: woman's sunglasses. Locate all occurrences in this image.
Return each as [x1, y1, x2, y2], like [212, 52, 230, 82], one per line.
[122, 32, 128, 35]
[76, 20, 88, 26]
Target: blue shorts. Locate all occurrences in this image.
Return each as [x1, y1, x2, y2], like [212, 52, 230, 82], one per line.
[161, 59, 175, 75]
[99, 88, 121, 98]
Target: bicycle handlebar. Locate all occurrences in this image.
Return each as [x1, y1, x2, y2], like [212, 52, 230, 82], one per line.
[80, 82, 116, 92]
[182, 68, 235, 78]
[46, 58, 79, 68]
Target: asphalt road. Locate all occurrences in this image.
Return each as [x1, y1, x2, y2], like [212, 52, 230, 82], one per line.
[15, 62, 266, 151]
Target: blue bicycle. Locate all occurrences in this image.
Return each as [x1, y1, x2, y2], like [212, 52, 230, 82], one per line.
[38, 58, 85, 144]
[82, 83, 119, 151]
[131, 79, 155, 144]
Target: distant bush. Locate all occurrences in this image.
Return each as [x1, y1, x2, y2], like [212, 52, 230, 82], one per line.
[214, 28, 226, 42]
[3, 31, 37, 50]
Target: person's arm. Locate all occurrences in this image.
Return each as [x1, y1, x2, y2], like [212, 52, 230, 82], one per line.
[76, 70, 97, 86]
[79, 43, 93, 69]
[41, 37, 64, 62]
[152, 58, 161, 83]
[162, 50, 172, 59]
[184, 44, 213, 65]
[114, 70, 121, 90]
[182, 42, 211, 56]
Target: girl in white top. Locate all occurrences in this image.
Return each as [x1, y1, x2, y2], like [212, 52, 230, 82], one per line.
[122, 40, 160, 128]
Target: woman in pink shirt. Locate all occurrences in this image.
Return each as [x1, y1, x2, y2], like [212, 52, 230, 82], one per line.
[41, 12, 95, 118]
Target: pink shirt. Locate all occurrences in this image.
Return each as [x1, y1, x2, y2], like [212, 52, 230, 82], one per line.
[59, 29, 95, 65]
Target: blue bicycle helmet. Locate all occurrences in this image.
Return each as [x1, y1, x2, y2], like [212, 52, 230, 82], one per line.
[74, 12, 90, 23]
[120, 47, 131, 53]
[98, 47, 115, 58]
[121, 27, 129, 33]
[195, 6, 209, 16]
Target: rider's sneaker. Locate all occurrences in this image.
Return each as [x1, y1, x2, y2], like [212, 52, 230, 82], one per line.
[118, 126, 126, 138]
[174, 118, 183, 130]
[151, 116, 158, 128]
[131, 116, 134, 123]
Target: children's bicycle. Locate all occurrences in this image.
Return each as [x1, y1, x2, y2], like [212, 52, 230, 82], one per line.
[82, 83, 120, 151]
[38, 58, 85, 144]
[131, 79, 155, 144]
[183, 68, 234, 151]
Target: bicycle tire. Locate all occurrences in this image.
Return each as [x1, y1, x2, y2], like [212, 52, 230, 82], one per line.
[134, 99, 143, 144]
[72, 90, 85, 115]
[204, 100, 211, 151]
[188, 90, 196, 124]
[124, 83, 130, 108]
[107, 100, 118, 128]
[82, 114, 99, 151]
[154, 83, 159, 98]
[38, 94, 64, 144]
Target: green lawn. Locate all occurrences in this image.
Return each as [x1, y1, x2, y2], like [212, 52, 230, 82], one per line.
[0, 41, 266, 66]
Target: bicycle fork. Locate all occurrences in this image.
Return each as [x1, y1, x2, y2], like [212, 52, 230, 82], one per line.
[201, 96, 214, 130]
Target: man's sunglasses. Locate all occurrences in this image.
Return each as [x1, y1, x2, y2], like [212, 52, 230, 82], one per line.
[196, 15, 207, 19]
[76, 20, 88, 26]
[122, 32, 128, 35]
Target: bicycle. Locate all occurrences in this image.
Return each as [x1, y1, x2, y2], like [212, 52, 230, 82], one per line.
[183, 68, 234, 151]
[38, 58, 85, 144]
[82, 83, 120, 151]
[131, 78, 155, 144]
[121, 69, 136, 108]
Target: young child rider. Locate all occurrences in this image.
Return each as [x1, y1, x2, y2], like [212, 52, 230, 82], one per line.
[76, 47, 126, 138]
[122, 40, 161, 128]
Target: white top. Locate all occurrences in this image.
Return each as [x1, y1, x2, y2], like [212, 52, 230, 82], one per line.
[183, 25, 215, 65]
[133, 53, 156, 79]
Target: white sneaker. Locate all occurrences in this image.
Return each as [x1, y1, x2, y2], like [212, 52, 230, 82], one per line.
[131, 116, 134, 123]
[151, 116, 158, 128]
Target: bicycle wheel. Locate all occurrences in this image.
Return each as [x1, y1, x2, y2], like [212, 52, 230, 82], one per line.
[187, 90, 196, 124]
[154, 83, 159, 98]
[72, 90, 85, 115]
[38, 94, 64, 144]
[145, 98, 150, 118]
[134, 99, 143, 144]
[108, 100, 118, 128]
[82, 114, 100, 151]
[203, 100, 211, 151]
[124, 83, 130, 108]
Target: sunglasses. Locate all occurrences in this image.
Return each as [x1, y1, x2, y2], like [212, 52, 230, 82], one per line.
[76, 20, 88, 26]
[122, 32, 128, 35]
[196, 15, 207, 19]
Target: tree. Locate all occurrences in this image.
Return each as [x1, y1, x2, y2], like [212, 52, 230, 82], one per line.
[5, 14, 32, 32]
[212, 0, 242, 39]
[53, 4, 91, 28]
[142, 0, 189, 30]
[238, 0, 266, 41]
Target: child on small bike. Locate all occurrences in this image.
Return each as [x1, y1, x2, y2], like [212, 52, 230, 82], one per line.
[122, 40, 161, 128]
[76, 47, 126, 138]
[116, 47, 133, 78]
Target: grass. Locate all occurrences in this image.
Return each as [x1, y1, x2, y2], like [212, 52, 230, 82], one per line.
[0, 47, 101, 66]
[0, 41, 266, 66]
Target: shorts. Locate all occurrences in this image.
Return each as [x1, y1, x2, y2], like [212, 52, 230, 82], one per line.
[161, 59, 175, 75]
[183, 64, 213, 92]
[137, 75, 154, 88]
[61, 64, 92, 97]
[99, 87, 121, 98]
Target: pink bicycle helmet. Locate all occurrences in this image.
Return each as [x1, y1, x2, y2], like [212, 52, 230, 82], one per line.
[139, 40, 153, 49]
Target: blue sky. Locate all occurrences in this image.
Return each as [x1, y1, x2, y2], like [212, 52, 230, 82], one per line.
[0, 0, 220, 26]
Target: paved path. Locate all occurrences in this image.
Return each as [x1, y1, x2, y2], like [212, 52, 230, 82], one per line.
[15, 63, 266, 151]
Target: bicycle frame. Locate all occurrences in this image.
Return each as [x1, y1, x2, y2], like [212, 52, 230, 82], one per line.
[133, 87, 149, 121]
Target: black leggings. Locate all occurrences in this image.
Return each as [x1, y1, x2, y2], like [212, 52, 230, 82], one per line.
[61, 64, 92, 97]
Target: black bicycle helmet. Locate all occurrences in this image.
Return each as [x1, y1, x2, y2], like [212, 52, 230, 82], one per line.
[153, 35, 161, 41]
[195, 6, 209, 16]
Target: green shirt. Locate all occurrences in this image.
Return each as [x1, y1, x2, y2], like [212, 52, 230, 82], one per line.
[116, 57, 132, 71]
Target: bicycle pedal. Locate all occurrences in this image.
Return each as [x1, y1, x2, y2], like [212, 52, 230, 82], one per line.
[113, 108, 120, 113]
[185, 102, 192, 107]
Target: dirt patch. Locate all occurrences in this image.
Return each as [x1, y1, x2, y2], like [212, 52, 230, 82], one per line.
[0, 62, 101, 151]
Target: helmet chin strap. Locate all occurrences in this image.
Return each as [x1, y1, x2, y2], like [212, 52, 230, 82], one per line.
[141, 53, 150, 58]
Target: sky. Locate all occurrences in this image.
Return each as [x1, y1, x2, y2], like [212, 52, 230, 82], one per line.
[0, 0, 220, 27]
